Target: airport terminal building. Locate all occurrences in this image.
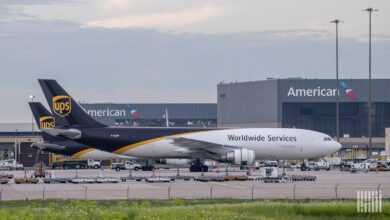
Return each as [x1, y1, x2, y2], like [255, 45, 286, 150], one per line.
[218, 78, 390, 158]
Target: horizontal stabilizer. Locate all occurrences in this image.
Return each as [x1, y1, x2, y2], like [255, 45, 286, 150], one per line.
[43, 128, 82, 139]
[31, 142, 66, 150]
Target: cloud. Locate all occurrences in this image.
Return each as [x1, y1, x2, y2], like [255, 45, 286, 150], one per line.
[83, 4, 227, 29]
[0, 0, 72, 6]
[99, 0, 135, 13]
[354, 34, 390, 43]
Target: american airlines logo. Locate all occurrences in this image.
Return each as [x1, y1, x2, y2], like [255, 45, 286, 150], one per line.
[86, 108, 126, 117]
[287, 82, 357, 99]
[341, 82, 357, 99]
[287, 87, 338, 97]
[83, 104, 140, 118]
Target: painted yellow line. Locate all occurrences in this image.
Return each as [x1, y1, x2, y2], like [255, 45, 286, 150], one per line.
[210, 181, 247, 189]
[72, 148, 95, 158]
[113, 130, 224, 155]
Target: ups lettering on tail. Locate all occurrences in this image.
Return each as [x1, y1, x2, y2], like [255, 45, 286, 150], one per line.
[53, 95, 71, 117]
[39, 116, 55, 129]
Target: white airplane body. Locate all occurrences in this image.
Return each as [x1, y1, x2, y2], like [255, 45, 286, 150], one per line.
[113, 128, 341, 161]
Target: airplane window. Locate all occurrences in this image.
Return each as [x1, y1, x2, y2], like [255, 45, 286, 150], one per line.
[323, 137, 332, 141]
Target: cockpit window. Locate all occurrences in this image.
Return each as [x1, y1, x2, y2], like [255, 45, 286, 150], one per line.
[323, 137, 332, 141]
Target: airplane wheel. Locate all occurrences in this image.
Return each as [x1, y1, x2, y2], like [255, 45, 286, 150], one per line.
[190, 164, 208, 172]
[190, 165, 201, 172]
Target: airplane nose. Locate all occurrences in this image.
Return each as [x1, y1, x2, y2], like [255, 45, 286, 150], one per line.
[334, 142, 342, 152]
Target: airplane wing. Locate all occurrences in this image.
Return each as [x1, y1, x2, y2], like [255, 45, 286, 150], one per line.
[166, 136, 240, 159]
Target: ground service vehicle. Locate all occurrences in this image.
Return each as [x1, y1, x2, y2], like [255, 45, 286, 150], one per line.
[112, 161, 141, 171]
[0, 159, 22, 171]
[314, 161, 330, 171]
[52, 159, 100, 169]
[87, 159, 101, 169]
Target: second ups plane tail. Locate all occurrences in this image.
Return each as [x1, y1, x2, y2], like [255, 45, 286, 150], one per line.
[28, 102, 68, 148]
[29, 102, 67, 129]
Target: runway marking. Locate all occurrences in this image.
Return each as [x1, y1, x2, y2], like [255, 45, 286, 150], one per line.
[210, 181, 247, 189]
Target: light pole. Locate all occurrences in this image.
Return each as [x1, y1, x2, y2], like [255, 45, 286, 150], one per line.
[219, 93, 226, 128]
[30, 95, 35, 136]
[331, 19, 342, 143]
[363, 8, 378, 158]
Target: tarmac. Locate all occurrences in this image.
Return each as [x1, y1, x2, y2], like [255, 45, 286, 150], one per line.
[0, 168, 389, 200]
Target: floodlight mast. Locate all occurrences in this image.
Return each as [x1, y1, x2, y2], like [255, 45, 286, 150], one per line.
[29, 95, 35, 136]
[363, 8, 378, 158]
[330, 19, 343, 143]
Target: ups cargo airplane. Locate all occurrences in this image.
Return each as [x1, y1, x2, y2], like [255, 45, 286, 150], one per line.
[38, 79, 342, 172]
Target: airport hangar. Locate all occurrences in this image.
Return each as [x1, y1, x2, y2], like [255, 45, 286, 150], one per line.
[0, 103, 217, 166]
[217, 78, 390, 159]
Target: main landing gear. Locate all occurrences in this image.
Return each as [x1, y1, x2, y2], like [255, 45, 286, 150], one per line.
[142, 159, 155, 171]
[190, 160, 208, 172]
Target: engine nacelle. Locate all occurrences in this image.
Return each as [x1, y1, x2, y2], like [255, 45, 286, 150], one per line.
[157, 159, 190, 165]
[221, 148, 255, 165]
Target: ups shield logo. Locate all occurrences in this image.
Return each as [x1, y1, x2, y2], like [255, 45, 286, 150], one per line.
[53, 95, 71, 117]
[39, 116, 55, 129]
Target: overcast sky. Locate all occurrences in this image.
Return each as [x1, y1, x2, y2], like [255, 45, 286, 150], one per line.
[1, 0, 389, 122]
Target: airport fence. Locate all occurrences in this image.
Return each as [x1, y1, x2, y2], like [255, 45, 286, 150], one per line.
[0, 182, 389, 201]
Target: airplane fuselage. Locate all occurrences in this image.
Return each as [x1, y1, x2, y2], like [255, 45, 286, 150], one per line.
[62, 127, 341, 160]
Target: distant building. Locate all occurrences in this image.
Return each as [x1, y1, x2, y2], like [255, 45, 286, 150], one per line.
[218, 78, 390, 158]
[81, 103, 217, 127]
[0, 123, 45, 166]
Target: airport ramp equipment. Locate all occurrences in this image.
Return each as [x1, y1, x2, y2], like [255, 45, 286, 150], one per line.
[247, 176, 262, 181]
[121, 176, 145, 182]
[120, 170, 145, 182]
[225, 175, 249, 181]
[170, 175, 191, 181]
[42, 178, 67, 184]
[290, 175, 316, 181]
[14, 178, 39, 184]
[145, 177, 171, 183]
[193, 175, 210, 182]
[96, 177, 119, 183]
[70, 178, 96, 184]
[0, 178, 9, 184]
[194, 175, 227, 182]
[0, 173, 13, 179]
[170, 169, 192, 181]
[263, 177, 279, 183]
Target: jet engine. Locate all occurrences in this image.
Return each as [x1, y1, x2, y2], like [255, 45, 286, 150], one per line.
[157, 159, 190, 165]
[221, 148, 255, 165]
